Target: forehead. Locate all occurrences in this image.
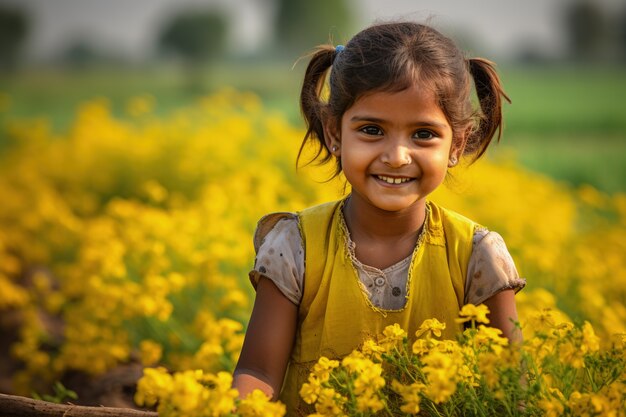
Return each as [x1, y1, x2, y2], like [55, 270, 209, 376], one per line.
[344, 84, 448, 124]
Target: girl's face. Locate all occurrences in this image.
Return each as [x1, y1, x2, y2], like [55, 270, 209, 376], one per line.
[326, 84, 461, 214]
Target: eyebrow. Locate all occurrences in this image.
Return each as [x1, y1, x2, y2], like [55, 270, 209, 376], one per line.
[349, 115, 449, 129]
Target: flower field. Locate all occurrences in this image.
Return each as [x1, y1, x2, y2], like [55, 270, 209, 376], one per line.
[0, 89, 624, 415]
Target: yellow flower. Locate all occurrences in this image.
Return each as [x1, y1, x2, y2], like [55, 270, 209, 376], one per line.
[474, 325, 508, 354]
[548, 387, 566, 402]
[361, 338, 386, 360]
[412, 338, 431, 356]
[559, 341, 585, 369]
[353, 362, 385, 395]
[341, 351, 369, 373]
[526, 308, 573, 336]
[169, 370, 205, 414]
[604, 382, 626, 412]
[424, 368, 457, 404]
[379, 323, 406, 349]
[581, 321, 600, 353]
[422, 350, 453, 371]
[217, 318, 244, 339]
[477, 352, 500, 389]
[567, 391, 612, 416]
[314, 388, 345, 417]
[589, 394, 610, 414]
[312, 356, 339, 382]
[141, 180, 168, 203]
[219, 288, 249, 310]
[0, 274, 29, 309]
[203, 372, 238, 416]
[194, 340, 224, 370]
[455, 304, 490, 325]
[238, 389, 286, 417]
[553, 321, 575, 339]
[355, 391, 384, 413]
[299, 376, 321, 404]
[524, 335, 555, 361]
[415, 318, 447, 339]
[392, 380, 424, 414]
[134, 367, 173, 408]
[139, 339, 162, 366]
[437, 339, 457, 352]
[422, 351, 457, 403]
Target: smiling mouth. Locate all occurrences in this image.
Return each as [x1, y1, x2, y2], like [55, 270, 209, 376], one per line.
[376, 175, 414, 184]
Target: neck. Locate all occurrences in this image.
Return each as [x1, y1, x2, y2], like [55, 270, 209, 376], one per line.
[342, 194, 427, 242]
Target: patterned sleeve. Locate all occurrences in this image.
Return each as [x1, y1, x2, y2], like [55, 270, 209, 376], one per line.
[464, 228, 526, 306]
[248, 213, 305, 305]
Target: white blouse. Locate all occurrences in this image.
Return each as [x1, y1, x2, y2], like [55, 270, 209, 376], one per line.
[249, 213, 525, 309]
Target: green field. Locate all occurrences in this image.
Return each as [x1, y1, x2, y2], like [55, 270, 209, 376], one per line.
[1, 63, 625, 193]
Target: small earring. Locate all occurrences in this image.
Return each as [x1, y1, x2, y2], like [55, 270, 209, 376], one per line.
[449, 156, 458, 166]
[331, 145, 338, 152]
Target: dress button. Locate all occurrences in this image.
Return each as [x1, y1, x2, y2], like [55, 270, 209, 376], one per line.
[374, 276, 385, 287]
[392, 286, 402, 297]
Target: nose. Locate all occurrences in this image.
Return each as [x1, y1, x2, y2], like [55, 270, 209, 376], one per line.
[381, 138, 412, 168]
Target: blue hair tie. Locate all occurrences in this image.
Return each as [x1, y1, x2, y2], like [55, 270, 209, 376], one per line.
[335, 44, 345, 53]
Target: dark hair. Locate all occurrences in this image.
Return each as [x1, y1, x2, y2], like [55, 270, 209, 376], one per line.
[297, 21, 510, 176]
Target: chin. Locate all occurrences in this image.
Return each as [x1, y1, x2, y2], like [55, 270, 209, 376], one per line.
[370, 197, 421, 213]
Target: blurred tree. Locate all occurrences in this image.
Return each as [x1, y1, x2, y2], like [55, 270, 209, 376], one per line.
[157, 9, 229, 92]
[158, 10, 228, 67]
[563, 0, 607, 62]
[0, 5, 29, 71]
[274, 0, 354, 56]
[61, 42, 99, 69]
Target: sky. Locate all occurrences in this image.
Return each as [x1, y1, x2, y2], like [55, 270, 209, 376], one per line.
[1, 0, 624, 63]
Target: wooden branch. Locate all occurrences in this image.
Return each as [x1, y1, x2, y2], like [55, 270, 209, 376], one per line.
[0, 393, 158, 417]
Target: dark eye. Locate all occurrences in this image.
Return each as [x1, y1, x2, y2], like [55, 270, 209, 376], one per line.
[360, 125, 383, 136]
[414, 130, 435, 140]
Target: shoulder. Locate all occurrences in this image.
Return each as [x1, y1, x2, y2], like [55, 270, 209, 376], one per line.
[297, 200, 344, 229]
[253, 212, 299, 252]
[254, 199, 343, 249]
[251, 213, 305, 305]
[465, 229, 526, 305]
[472, 229, 518, 275]
[425, 201, 479, 248]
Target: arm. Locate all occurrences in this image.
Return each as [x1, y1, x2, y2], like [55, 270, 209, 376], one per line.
[465, 230, 524, 344]
[483, 289, 522, 344]
[233, 277, 298, 400]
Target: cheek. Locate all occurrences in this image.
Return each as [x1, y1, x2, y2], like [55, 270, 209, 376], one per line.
[423, 151, 449, 169]
[421, 152, 450, 182]
[340, 156, 363, 180]
[340, 143, 374, 168]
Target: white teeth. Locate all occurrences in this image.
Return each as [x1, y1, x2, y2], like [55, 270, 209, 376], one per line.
[378, 175, 411, 184]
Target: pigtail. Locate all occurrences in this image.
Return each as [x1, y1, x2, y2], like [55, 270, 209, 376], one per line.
[466, 58, 511, 160]
[297, 46, 337, 169]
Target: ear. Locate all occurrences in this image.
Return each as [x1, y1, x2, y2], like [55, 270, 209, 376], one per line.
[323, 116, 341, 156]
[448, 130, 469, 167]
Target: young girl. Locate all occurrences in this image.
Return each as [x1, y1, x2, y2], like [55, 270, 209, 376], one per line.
[233, 21, 525, 415]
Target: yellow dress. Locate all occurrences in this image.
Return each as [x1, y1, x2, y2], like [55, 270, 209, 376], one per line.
[278, 198, 477, 415]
